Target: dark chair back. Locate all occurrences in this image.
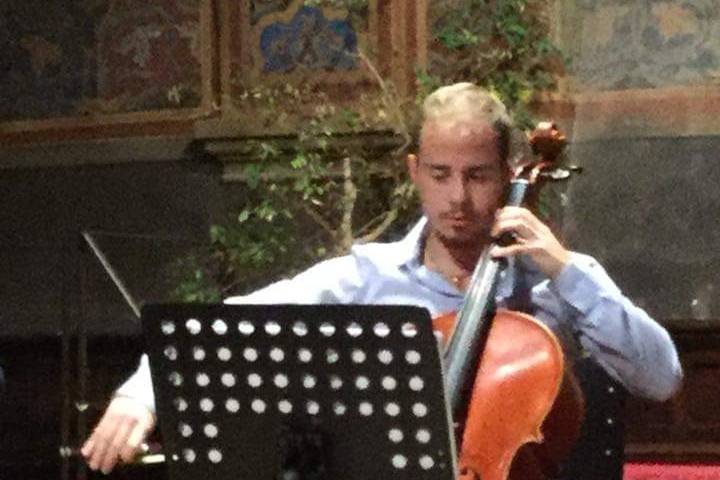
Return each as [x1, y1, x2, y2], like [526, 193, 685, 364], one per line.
[557, 357, 628, 480]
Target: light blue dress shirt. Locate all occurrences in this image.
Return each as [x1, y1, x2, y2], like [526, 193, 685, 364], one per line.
[118, 218, 682, 411]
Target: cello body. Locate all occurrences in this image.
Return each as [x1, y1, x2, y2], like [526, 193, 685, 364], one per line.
[435, 310, 584, 480]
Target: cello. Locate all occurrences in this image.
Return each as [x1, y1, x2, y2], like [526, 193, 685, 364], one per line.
[433, 122, 585, 480]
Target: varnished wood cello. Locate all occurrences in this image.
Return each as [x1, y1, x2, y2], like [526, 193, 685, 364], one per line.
[433, 122, 585, 480]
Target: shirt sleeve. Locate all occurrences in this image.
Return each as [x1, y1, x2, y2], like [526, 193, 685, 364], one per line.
[115, 353, 156, 414]
[544, 253, 683, 401]
[225, 254, 365, 304]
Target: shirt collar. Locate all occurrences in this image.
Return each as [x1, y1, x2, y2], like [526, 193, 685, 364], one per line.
[394, 217, 429, 269]
[393, 217, 540, 300]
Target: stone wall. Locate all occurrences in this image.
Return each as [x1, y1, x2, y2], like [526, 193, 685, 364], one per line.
[551, 0, 720, 460]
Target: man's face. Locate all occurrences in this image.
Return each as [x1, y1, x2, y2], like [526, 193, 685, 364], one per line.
[408, 120, 509, 247]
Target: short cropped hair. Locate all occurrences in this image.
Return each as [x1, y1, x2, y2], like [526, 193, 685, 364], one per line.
[421, 83, 513, 163]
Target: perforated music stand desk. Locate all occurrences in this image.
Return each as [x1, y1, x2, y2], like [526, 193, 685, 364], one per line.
[142, 304, 457, 480]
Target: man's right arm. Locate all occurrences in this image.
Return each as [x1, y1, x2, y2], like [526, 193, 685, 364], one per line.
[82, 253, 365, 473]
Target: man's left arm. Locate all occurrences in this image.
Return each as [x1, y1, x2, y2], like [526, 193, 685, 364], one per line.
[491, 206, 682, 401]
[548, 254, 683, 401]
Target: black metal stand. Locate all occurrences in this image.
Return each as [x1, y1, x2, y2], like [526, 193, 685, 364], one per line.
[142, 303, 457, 480]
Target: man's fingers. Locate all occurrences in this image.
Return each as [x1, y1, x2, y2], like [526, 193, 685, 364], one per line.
[493, 206, 570, 278]
[82, 397, 156, 474]
[120, 421, 150, 462]
[491, 243, 529, 259]
[492, 218, 534, 241]
[84, 401, 136, 471]
[80, 438, 94, 458]
[85, 413, 120, 471]
[99, 418, 134, 473]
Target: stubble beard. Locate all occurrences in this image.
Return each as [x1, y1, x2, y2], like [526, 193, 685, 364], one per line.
[434, 220, 492, 255]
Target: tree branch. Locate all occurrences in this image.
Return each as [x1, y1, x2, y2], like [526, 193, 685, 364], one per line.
[356, 208, 399, 244]
[338, 156, 357, 253]
[358, 51, 413, 154]
[302, 203, 337, 239]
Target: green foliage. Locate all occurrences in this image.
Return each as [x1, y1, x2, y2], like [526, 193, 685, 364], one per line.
[171, 0, 567, 301]
[170, 192, 309, 301]
[426, 0, 565, 129]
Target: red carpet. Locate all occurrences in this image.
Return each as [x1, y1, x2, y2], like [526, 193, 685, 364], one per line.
[625, 463, 720, 479]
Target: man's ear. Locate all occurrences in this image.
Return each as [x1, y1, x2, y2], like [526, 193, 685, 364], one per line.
[407, 153, 419, 182]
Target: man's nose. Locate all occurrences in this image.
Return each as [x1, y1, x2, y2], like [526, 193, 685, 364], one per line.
[447, 176, 469, 204]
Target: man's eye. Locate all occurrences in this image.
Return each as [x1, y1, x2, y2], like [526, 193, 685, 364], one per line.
[468, 171, 492, 182]
[431, 169, 449, 180]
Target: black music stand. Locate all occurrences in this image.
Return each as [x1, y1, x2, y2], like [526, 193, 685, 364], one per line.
[142, 303, 457, 480]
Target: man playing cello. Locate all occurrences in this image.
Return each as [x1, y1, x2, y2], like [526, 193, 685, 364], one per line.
[83, 82, 682, 475]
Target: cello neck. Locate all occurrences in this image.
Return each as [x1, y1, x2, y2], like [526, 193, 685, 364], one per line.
[442, 177, 529, 421]
[443, 247, 502, 417]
